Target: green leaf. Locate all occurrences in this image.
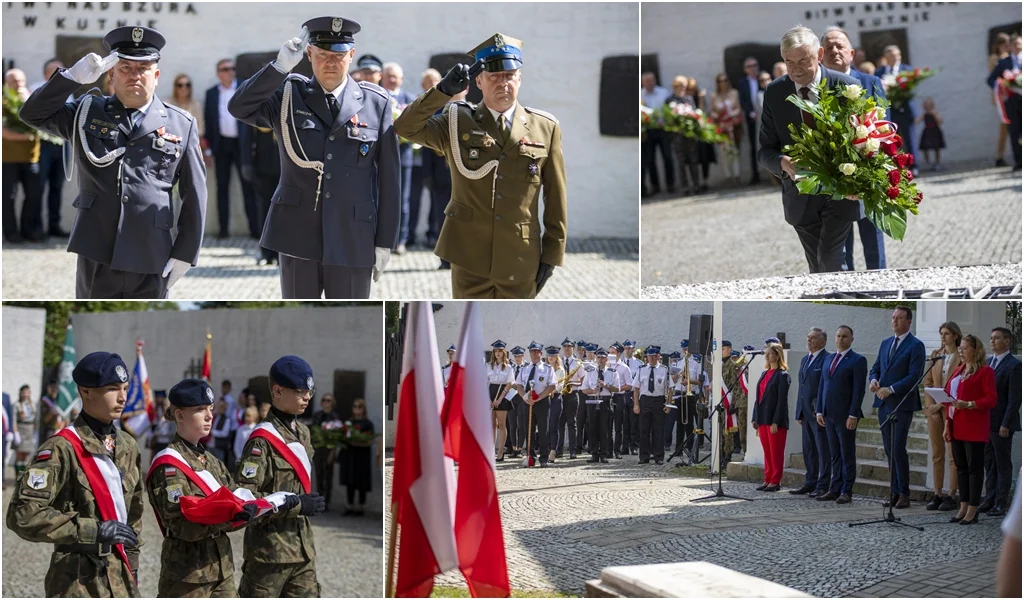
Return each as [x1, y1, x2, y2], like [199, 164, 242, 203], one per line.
[796, 176, 821, 195]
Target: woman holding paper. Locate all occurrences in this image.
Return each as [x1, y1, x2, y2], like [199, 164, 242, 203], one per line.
[923, 321, 963, 512]
[487, 340, 517, 462]
[943, 334, 997, 525]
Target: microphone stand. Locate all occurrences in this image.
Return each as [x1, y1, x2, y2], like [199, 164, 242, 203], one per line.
[849, 354, 941, 531]
[693, 356, 755, 502]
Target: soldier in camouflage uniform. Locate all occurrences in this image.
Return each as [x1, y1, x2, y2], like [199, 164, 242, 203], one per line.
[726, 346, 750, 455]
[235, 356, 326, 597]
[6, 352, 144, 598]
[146, 379, 315, 598]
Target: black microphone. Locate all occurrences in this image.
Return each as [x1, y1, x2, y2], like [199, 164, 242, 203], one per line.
[927, 354, 944, 362]
[744, 350, 765, 356]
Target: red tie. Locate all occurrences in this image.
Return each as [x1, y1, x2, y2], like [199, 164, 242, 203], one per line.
[799, 87, 814, 128]
[830, 353, 841, 376]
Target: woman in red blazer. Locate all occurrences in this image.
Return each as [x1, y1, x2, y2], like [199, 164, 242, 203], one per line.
[943, 334, 997, 524]
[754, 343, 791, 491]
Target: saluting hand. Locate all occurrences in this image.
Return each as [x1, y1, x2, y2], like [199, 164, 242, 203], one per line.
[66, 52, 119, 85]
[275, 26, 309, 73]
[437, 60, 481, 97]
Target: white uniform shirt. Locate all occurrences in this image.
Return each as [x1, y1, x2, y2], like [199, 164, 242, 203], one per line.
[516, 360, 555, 397]
[441, 363, 452, 387]
[218, 80, 238, 138]
[582, 366, 619, 398]
[563, 354, 585, 387]
[633, 364, 669, 397]
[611, 360, 633, 393]
[486, 363, 515, 385]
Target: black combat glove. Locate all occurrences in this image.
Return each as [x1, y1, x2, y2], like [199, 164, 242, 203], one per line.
[535, 262, 555, 294]
[281, 494, 301, 512]
[437, 60, 484, 96]
[298, 492, 327, 516]
[233, 502, 259, 522]
[96, 520, 139, 547]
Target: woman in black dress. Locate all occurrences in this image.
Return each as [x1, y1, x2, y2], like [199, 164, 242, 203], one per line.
[339, 398, 375, 516]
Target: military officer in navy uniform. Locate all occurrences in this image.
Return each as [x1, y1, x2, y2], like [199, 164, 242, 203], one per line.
[229, 17, 401, 299]
[395, 33, 568, 299]
[21, 26, 207, 299]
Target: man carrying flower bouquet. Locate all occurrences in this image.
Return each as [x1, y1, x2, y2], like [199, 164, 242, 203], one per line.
[987, 34, 1022, 172]
[757, 25, 861, 274]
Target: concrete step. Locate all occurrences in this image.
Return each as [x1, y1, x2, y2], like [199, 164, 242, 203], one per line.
[789, 453, 929, 487]
[860, 414, 931, 434]
[855, 442, 929, 467]
[726, 461, 932, 501]
[856, 429, 931, 451]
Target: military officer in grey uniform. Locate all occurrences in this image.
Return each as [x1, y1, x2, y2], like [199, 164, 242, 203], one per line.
[229, 17, 401, 299]
[20, 26, 207, 299]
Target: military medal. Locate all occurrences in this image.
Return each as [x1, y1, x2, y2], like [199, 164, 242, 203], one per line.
[360, 143, 370, 156]
[482, 135, 495, 148]
[528, 160, 539, 176]
[462, 133, 470, 141]
[469, 149, 480, 159]
[103, 435, 115, 452]
[156, 138, 166, 147]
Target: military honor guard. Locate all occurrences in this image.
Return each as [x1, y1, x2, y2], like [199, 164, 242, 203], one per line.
[581, 349, 619, 463]
[6, 352, 144, 597]
[394, 33, 567, 298]
[20, 26, 207, 299]
[515, 342, 556, 466]
[229, 17, 401, 299]
[633, 346, 668, 465]
[234, 356, 327, 596]
[720, 341, 748, 460]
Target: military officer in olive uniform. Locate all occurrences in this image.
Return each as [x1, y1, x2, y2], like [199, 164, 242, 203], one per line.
[20, 26, 207, 299]
[6, 352, 144, 598]
[718, 340, 746, 461]
[394, 33, 568, 299]
[235, 356, 326, 597]
[229, 17, 401, 299]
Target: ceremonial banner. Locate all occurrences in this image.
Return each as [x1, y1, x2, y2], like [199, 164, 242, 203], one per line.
[121, 341, 152, 439]
[55, 324, 81, 422]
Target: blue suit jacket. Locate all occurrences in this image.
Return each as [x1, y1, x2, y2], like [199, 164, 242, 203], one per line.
[991, 353, 1022, 432]
[876, 63, 913, 78]
[849, 68, 890, 121]
[817, 350, 867, 422]
[870, 333, 926, 414]
[988, 55, 1023, 89]
[795, 351, 827, 422]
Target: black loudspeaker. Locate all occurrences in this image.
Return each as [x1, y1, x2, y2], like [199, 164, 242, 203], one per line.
[688, 314, 713, 356]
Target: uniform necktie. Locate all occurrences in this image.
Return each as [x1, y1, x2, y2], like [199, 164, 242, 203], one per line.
[648, 368, 655, 393]
[799, 87, 814, 128]
[830, 353, 841, 376]
[989, 356, 998, 369]
[327, 93, 340, 122]
[528, 364, 536, 388]
[126, 108, 142, 133]
[889, 336, 900, 361]
[497, 115, 508, 144]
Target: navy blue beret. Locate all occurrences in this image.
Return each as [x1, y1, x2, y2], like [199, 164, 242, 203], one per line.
[270, 355, 315, 391]
[169, 378, 215, 408]
[72, 352, 129, 388]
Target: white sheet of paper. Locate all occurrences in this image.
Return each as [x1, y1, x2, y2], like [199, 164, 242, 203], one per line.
[664, 403, 678, 410]
[925, 387, 955, 404]
[504, 388, 517, 401]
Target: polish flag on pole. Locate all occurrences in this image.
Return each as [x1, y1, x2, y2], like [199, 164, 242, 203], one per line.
[441, 303, 511, 598]
[391, 302, 458, 598]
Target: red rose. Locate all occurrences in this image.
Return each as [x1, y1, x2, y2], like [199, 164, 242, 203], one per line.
[892, 153, 906, 168]
[887, 186, 900, 199]
[888, 170, 901, 185]
[882, 142, 898, 157]
[915, 192, 923, 205]
[905, 153, 915, 166]
[893, 134, 903, 148]
[905, 170, 914, 182]
[899, 81, 908, 89]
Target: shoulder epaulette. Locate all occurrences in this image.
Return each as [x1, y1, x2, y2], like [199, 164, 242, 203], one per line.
[357, 80, 389, 100]
[524, 106, 558, 123]
[163, 102, 195, 122]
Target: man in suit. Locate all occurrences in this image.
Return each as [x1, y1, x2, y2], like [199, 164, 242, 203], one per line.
[238, 122, 280, 266]
[869, 305, 926, 508]
[981, 327, 1022, 517]
[736, 57, 762, 185]
[229, 17, 400, 299]
[791, 327, 830, 496]
[820, 27, 887, 272]
[382, 61, 417, 255]
[758, 26, 861, 273]
[205, 58, 259, 239]
[876, 45, 918, 176]
[20, 26, 207, 298]
[987, 35, 1022, 172]
[815, 325, 866, 504]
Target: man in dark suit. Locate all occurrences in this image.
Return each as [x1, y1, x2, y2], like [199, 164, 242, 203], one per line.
[869, 305, 926, 508]
[791, 327, 830, 496]
[816, 325, 867, 504]
[981, 327, 1022, 517]
[758, 26, 861, 273]
[382, 61, 417, 255]
[820, 27, 887, 271]
[205, 58, 259, 239]
[987, 35, 1022, 171]
[876, 45, 918, 176]
[736, 57, 762, 185]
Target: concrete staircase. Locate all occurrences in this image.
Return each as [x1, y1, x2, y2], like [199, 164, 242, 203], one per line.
[727, 413, 935, 500]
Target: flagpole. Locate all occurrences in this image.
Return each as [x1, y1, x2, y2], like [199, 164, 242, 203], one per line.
[385, 501, 398, 598]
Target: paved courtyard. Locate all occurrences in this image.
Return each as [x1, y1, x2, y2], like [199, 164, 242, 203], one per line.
[2, 480, 382, 598]
[384, 454, 1006, 597]
[642, 165, 1022, 293]
[1, 237, 637, 300]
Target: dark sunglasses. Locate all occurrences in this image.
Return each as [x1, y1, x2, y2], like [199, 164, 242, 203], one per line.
[176, 81, 192, 88]
[218, 66, 235, 73]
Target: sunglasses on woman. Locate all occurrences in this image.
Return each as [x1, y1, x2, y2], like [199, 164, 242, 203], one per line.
[176, 81, 191, 88]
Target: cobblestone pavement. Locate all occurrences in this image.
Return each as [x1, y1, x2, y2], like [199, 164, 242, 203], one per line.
[2, 483, 382, 598]
[642, 165, 1022, 288]
[1, 237, 638, 300]
[384, 454, 1004, 597]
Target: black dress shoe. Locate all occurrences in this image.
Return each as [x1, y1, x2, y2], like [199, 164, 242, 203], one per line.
[988, 506, 1006, 517]
[638, 459, 649, 464]
[654, 459, 663, 465]
[613, 453, 621, 459]
[895, 495, 910, 509]
[539, 461, 548, 468]
[755, 483, 769, 491]
[808, 489, 827, 498]
[816, 492, 839, 501]
[836, 494, 853, 505]
[763, 484, 781, 492]
[978, 499, 995, 513]
[883, 494, 899, 508]
[587, 456, 599, 463]
[24, 231, 48, 242]
[599, 457, 608, 463]
[495, 456, 504, 462]
[569, 453, 577, 459]
[926, 495, 943, 510]
[938, 496, 958, 511]
[959, 514, 979, 525]
[996, 158, 1008, 167]
[949, 514, 964, 523]
[789, 485, 815, 495]
[48, 227, 70, 238]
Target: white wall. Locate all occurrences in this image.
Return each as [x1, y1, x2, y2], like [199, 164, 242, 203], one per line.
[2, 1, 639, 239]
[642, 2, 1021, 183]
[1, 306, 47, 407]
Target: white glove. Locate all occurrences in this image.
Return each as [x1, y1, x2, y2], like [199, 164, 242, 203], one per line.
[161, 258, 191, 290]
[274, 27, 309, 73]
[65, 52, 119, 85]
[372, 247, 391, 282]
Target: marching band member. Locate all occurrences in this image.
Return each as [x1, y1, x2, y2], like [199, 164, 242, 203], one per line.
[573, 340, 590, 456]
[581, 349, 619, 463]
[609, 343, 634, 459]
[633, 346, 669, 465]
[515, 343, 556, 467]
[622, 340, 643, 455]
[487, 340, 516, 462]
[507, 346, 527, 458]
[441, 344, 456, 388]
[556, 338, 584, 459]
[545, 346, 566, 463]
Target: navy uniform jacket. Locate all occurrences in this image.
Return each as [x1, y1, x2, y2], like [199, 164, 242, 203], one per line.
[228, 64, 401, 267]
[20, 72, 207, 274]
[869, 333, 926, 418]
[990, 353, 1022, 432]
[795, 351, 826, 423]
[816, 350, 867, 422]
